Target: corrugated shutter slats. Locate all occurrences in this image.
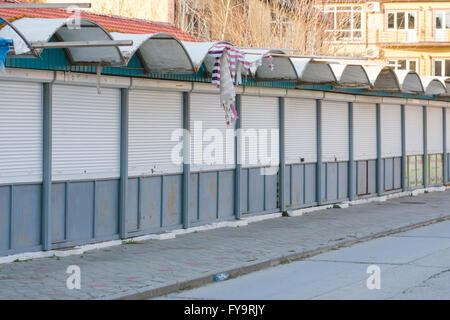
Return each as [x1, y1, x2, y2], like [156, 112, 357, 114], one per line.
[354, 103, 377, 160]
[0, 81, 42, 184]
[322, 101, 349, 162]
[381, 104, 402, 158]
[129, 90, 183, 176]
[285, 98, 317, 164]
[405, 105, 424, 156]
[427, 107, 443, 154]
[52, 85, 120, 181]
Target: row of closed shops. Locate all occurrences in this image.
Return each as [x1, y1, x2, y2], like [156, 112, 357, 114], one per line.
[1, 74, 450, 256]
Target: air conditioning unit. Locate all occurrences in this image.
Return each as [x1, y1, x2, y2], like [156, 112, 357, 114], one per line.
[367, 2, 381, 13]
[366, 47, 380, 58]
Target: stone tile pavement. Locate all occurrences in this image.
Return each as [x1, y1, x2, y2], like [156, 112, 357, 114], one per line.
[1, 190, 450, 300]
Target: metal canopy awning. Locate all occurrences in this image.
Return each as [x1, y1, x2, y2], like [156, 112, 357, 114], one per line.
[421, 76, 448, 95]
[366, 66, 401, 92]
[182, 41, 232, 73]
[0, 17, 127, 66]
[112, 32, 195, 74]
[395, 70, 425, 94]
[330, 64, 371, 88]
[243, 49, 297, 81]
[291, 58, 337, 84]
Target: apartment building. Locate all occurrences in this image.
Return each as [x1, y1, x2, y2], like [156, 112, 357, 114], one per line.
[322, 0, 450, 76]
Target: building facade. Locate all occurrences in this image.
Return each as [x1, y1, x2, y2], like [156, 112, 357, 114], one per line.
[323, 0, 450, 76]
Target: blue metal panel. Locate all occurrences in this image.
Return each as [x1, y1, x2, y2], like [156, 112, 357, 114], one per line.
[316, 99, 323, 205]
[51, 183, 65, 242]
[326, 162, 338, 202]
[140, 176, 162, 230]
[183, 92, 191, 228]
[423, 106, 428, 188]
[357, 161, 367, 196]
[376, 103, 382, 196]
[126, 178, 139, 232]
[120, 88, 128, 238]
[0, 186, 10, 251]
[218, 170, 235, 219]
[284, 165, 292, 207]
[291, 164, 304, 206]
[94, 180, 119, 238]
[189, 173, 199, 223]
[12, 185, 42, 249]
[162, 175, 182, 227]
[248, 168, 265, 213]
[198, 172, 218, 222]
[240, 169, 249, 213]
[394, 157, 402, 189]
[305, 164, 316, 204]
[338, 162, 348, 200]
[384, 158, 394, 191]
[444, 108, 448, 183]
[348, 102, 355, 201]
[401, 105, 407, 191]
[234, 94, 242, 219]
[42, 83, 52, 251]
[264, 172, 278, 211]
[368, 160, 377, 195]
[279, 97, 286, 211]
[67, 182, 94, 241]
[321, 163, 326, 202]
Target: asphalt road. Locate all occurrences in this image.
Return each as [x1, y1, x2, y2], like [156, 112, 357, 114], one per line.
[163, 219, 450, 300]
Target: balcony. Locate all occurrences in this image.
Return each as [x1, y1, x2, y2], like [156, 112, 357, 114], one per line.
[373, 29, 450, 47]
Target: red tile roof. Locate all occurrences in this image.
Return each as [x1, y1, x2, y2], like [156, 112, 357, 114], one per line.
[0, 0, 199, 42]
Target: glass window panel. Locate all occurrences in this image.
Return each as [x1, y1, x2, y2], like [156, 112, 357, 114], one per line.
[398, 60, 407, 70]
[397, 12, 405, 29]
[326, 12, 335, 30]
[337, 12, 351, 29]
[353, 31, 362, 39]
[336, 31, 351, 40]
[434, 61, 442, 76]
[446, 12, 450, 29]
[388, 13, 395, 29]
[353, 12, 361, 29]
[436, 12, 443, 29]
[408, 13, 415, 29]
[445, 60, 450, 76]
[408, 61, 417, 72]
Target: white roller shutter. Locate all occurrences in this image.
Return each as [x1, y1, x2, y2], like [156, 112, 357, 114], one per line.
[190, 93, 235, 171]
[405, 105, 424, 155]
[241, 96, 279, 168]
[52, 85, 120, 181]
[322, 100, 349, 162]
[427, 107, 443, 154]
[0, 81, 42, 184]
[381, 104, 402, 158]
[129, 90, 183, 176]
[285, 98, 317, 164]
[354, 103, 377, 160]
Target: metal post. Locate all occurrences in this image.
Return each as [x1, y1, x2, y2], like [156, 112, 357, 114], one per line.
[119, 88, 128, 239]
[41, 83, 52, 251]
[234, 94, 242, 220]
[423, 105, 428, 188]
[444, 108, 448, 184]
[279, 97, 286, 212]
[348, 102, 354, 201]
[401, 104, 407, 191]
[182, 92, 191, 229]
[376, 103, 383, 196]
[316, 99, 322, 205]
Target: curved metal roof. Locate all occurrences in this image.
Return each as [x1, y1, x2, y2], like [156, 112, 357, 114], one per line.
[421, 76, 448, 95]
[291, 58, 337, 84]
[330, 64, 371, 88]
[0, 15, 34, 55]
[366, 66, 401, 91]
[243, 49, 297, 81]
[395, 70, 424, 94]
[112, 32, 195, 74]
[0, 17, 125, 65]
[182, 41, 233, 73]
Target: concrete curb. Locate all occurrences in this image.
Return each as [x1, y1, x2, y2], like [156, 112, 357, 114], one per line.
[110, 213, 450, 300]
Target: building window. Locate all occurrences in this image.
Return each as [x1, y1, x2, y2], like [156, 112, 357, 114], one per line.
[386, 11, 416, 30]
[433, 59, 450, 76]
[435, 11, 450, 30]
[324, 5, 362, 41]
[388, 59, 418, 72]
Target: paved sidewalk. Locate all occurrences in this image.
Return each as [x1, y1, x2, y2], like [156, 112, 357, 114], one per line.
[1, 190, 450, 300]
